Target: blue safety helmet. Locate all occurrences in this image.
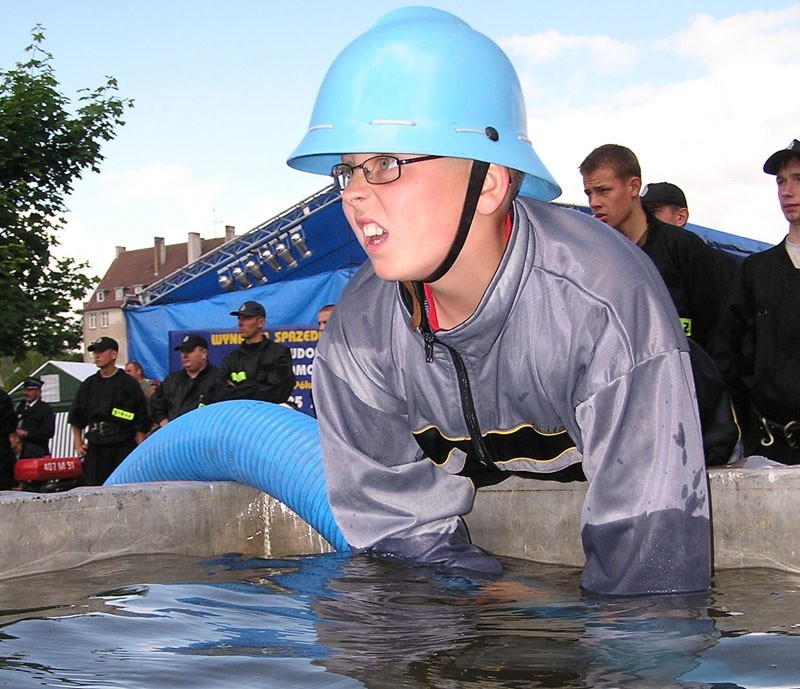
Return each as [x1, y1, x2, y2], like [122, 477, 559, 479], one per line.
[287, 6, 561, 202]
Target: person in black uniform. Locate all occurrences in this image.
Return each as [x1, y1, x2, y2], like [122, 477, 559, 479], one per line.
[218, 301, 296, 404]
[716, 139, 800, 464]
[580, 144, 736, 354]
[579, 144, 739, 466]
[150, 334, 225, 427]
[68, 337, 151, 485]
[15, 376, 56, 454]
[0, 389, 16, 490]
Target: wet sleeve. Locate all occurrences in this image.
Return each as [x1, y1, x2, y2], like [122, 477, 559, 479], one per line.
[315, 353, 502, 575]
[575, 349, 712, 595]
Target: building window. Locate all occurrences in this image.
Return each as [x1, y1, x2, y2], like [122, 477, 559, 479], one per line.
[88, 313, 97, 329]
[115, 287, 125, 301]
[100, 311, 109, 328]
[96, 291, 105, 303]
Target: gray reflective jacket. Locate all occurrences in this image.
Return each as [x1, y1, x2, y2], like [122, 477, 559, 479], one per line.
[315, 197, 711, 595]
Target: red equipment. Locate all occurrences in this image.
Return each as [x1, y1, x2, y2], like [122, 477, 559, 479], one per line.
[15, 456, 83, 492]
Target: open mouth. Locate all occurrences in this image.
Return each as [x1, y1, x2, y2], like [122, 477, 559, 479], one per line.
[362, 222, 388, 245]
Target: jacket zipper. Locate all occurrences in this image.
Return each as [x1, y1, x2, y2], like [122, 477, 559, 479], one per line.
[423, 329, 495, 468]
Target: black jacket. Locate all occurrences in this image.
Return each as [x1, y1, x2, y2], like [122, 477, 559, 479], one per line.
[15, 398, 56, 452]
[218, 338, 296, 404]
[641, 212, 736, 354]
[716, 241, 800, 430]
[149, 364, 225, 423]
[68, 369, 151, 443]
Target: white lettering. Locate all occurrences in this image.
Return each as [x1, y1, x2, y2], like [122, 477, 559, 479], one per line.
[292, 363, 314, 377]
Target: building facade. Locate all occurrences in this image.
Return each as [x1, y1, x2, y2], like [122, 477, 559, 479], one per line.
[82, 229, 234, 366]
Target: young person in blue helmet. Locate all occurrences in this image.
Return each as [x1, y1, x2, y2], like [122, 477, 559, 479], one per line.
[287, 7, 711, 596]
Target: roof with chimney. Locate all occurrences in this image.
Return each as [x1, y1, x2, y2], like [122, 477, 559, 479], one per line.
[84, 234, 229, 311]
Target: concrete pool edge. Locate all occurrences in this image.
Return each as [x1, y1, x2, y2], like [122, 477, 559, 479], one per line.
[0, 482, 332, 581]
[466, 467, 800, 573]
[1, 467, 796, 580]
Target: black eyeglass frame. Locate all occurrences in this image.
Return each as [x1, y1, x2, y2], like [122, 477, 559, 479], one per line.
[330, 154, 443, 191]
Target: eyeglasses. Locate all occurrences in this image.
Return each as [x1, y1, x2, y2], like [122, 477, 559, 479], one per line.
[330, 155, 443, 191]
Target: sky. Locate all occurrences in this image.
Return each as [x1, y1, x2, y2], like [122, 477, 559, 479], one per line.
[2, 0, 799, 279]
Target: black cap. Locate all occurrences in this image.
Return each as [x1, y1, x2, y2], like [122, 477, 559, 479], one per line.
[22, 377, 43, 390]
[230, 300, 266, 318]
[763, 139, 800, 175]
[641, 182, 687, 209]
[88, 336, 119, 352]
[174, 334, 209, 352]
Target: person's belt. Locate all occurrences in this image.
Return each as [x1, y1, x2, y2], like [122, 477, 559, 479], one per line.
[759, 416, 800, 449]
[87, 421, 125, 437]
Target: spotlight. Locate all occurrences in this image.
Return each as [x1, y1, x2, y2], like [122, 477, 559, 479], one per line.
[244, 257, 267, 283]
[261, 246, 282, 272]
[232, 265, 251, 289]
[218, 272, 235, 291]
[290, 231, 312, 258]
[275, 242, 297, 269]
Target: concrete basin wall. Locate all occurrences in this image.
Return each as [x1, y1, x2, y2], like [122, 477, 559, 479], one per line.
[0, 467, 797, 580]
[467, 467, 800, 573]
[0, 482, 331, 581]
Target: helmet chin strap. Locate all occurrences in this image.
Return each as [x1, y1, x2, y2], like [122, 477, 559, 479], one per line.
[421, 160, 490, 284]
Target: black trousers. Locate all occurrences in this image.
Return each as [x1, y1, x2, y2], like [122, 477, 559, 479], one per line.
[83, 438, 138, 485]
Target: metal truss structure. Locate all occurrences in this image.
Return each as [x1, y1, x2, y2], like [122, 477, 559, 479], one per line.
[129, 185, 342, 308]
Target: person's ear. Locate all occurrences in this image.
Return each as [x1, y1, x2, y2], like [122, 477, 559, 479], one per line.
[629, 175, 642, 198]
[677, 207, 689, 226]
[476, 164, 511, 216]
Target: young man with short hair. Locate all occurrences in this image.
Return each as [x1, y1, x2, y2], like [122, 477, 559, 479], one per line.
[716, 139, 800, 464]
[68, 337, 150, 485]
[288, 8, 711, 595]
[580, 144, 735, 354]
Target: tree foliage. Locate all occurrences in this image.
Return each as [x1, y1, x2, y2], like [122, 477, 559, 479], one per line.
[0, 26, 133, 359]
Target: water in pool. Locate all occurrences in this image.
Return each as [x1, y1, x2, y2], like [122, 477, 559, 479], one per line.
[0, 552, 798, 688]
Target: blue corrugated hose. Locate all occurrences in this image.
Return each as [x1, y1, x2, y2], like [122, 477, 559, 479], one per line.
[106, 400, 348, 551]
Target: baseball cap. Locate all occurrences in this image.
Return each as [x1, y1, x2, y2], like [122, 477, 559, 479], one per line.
[174, 334, 209, 352]
[22, 377, 43, 390]
[763, 139, 800, 175]
[230, 301, 266, 318]
[88, 336, 119, 352]
[641, 182, 687, 208]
